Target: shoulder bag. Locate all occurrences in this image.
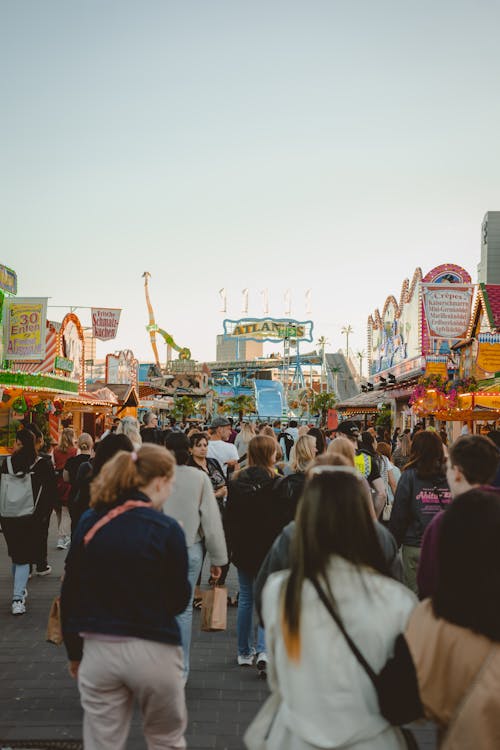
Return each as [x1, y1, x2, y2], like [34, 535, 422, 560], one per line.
[311, 579, 422, 748]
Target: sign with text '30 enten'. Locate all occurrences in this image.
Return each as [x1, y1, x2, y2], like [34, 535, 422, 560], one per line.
[4, 298, 48, 360]
[91, 308, 122, 341]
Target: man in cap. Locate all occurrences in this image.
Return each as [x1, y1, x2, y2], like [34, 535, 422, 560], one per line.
[333, 420, 386, 517]
[207, 416, 240, 477]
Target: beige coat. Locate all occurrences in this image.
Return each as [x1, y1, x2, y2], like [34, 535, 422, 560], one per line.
[406, 600, 500, 750]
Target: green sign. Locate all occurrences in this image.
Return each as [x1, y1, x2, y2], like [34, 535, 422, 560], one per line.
[55, 356, 74, 373]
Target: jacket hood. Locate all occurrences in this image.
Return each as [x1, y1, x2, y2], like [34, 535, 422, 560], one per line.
[231, 465, 276, 493]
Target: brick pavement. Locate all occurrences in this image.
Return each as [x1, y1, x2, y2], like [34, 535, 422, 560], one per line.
[0, 519, 437, 749]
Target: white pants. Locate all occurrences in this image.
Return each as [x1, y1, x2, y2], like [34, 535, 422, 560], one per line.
[78, 638, 187, 750]
[55, 506, 71, 538]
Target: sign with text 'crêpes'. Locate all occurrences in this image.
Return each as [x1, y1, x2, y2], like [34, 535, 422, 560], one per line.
[422, 284, 473, 339]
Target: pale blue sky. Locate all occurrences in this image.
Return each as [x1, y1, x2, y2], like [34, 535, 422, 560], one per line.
[2, 0, 499, 365]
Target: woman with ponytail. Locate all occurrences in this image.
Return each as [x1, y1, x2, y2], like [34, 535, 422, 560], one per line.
[60, 444, 190, 750]
[258, 467, 416, 750]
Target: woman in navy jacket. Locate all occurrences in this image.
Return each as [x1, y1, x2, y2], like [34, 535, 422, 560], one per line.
[61, 444, 190, 750]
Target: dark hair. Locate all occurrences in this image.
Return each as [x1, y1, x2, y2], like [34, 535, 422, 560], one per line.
[308, 427, 326, 455]
[92, 434, 134, 478]
[282, 469, 388, 660]
[289, 420, 298, 428]
[360, 431, 376, 454]
[433, 488, 500, 641]
[24, 423, 44, 445]
[487, 430, 500, 449]
[14, 428, 37, 469]
[404, 431, 445, 478]
[189, 431, 209, 449]
[448, 435, 499, 486]
[164, 432, 190, 465]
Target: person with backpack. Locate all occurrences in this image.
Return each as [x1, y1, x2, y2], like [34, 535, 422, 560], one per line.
[0, 429, 57, 615]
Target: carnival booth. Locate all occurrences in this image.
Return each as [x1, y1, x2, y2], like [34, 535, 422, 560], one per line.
[0, 307, 115, 449]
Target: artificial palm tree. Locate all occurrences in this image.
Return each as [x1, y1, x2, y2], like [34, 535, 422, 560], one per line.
[341, 325, 354, 359]
[225, 394, 256, 422]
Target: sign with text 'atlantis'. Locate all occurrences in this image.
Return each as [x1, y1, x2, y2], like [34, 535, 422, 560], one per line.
[422, 284, 473, 340]
[4, 298, 48, 360]
[223, 317, 314, 342]
[91, 308, 121, 341]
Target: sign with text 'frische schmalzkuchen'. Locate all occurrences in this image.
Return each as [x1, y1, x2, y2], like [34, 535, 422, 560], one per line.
[91, 307, 122, 341]
[223, 317, 314, 342]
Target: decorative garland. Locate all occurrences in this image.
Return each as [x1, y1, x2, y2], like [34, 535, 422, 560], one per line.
[0, 370, 78, 393]
[410, 375, 478, 409]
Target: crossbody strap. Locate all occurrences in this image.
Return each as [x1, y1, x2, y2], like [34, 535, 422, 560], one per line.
[311, 578, 378, 688]
[84, 500, 151, 546]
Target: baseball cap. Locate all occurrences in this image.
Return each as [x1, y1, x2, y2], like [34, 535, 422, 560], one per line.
[334, 420, 361, 438]
[210, 416, 231, 429]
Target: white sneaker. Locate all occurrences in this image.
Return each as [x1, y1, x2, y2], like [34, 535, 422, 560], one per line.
[35, 565, 52, 576]
[12, 599, 26, 615]
[56, 537, 65, 549]
[238, 654, 254, 666]
[256, 652, 268, 671]
[63, 536, 71, 549]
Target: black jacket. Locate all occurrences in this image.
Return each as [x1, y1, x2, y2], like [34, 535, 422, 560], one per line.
[389, 467, 451, 547]
[225, 466, 285, 576]
[61, 490, 190, 661]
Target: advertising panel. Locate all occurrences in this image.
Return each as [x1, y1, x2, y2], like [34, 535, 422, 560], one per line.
[422, 284, 474, 339]
[476, 333, 500, 374]
[223, 317, 314, 343]
[4, 297, 48, 361]
[91, 308, 121, 341]
[0, 264, 17, 295]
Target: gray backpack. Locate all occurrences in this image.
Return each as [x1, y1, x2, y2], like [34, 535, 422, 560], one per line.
[0, 456, 42, 518]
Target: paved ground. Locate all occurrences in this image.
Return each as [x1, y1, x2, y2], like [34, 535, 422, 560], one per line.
[0, 519, 437, 749]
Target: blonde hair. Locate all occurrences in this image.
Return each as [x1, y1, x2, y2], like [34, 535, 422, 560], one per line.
[327, 435, 356, 466]
[78, 433, 93, 452]
[116, 416, 142, 448]
[90, 444, 175, 509]
[240, 422, 255, 440]
[291, 435, 317, 472]
[247, 435, 277, 477]
[58, 428, 75, 453]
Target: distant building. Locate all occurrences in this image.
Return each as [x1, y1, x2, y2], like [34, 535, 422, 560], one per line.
[478, 211, 500, 283]
[216, 334, 263, 362]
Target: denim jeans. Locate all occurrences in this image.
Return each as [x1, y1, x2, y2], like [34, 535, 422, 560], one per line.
[237, 568, 265, 657]
[176, 541, 203, 680]
[12, 563, 30, 601]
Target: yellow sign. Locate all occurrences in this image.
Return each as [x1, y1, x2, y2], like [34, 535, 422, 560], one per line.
[424, 361, 448, 379]
[476, 342, 500, 374]
[4, 298, 48, 361]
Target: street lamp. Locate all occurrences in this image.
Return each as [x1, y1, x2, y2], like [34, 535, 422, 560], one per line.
[341, 325, 353, 360]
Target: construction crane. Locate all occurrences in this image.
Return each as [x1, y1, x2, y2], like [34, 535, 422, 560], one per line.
[142, 272, 191, 370]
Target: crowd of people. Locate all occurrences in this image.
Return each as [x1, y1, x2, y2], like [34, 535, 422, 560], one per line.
[1, 411, 500, 748]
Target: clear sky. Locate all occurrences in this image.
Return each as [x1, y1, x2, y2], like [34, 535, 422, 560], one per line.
[2, 0, 499, 367]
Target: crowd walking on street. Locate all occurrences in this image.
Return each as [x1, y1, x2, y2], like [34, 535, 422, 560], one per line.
[1, 413, 500, 749]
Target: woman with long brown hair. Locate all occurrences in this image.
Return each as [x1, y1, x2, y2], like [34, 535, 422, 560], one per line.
[61, 444, 190, 750]
[225, 435, 285, 672]
[389, 431, 451, 593]
[257, 468, 416, 750]
[53, 427, 77, 549]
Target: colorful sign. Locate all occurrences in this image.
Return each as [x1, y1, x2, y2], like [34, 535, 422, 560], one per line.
[91, 308, 122, 341]
[59, 313, 85, 390]
[424, 356, 449, 379]
[4, 298, 47, 361]
[0, 264, 17, 295]
[223, 317, 314, 342]
[422, 284, 473, 339]
[476, 333, 500, 374]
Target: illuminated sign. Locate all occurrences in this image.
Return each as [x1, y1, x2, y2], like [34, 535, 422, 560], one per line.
[223, 318, 314, 343]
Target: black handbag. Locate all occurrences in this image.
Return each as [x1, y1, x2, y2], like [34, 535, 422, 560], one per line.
[311, 579, 423, 746]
